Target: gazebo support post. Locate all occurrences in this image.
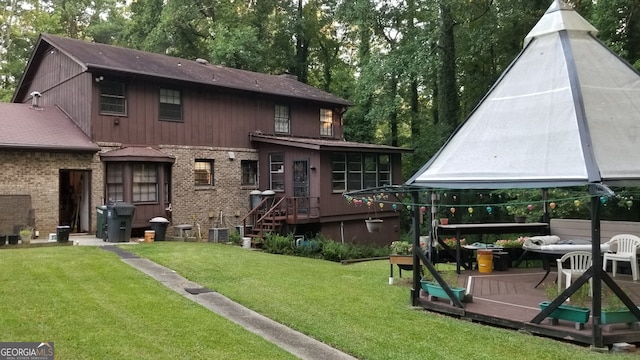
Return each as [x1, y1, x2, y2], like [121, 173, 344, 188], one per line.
[589, 187, 603, 349]
[411, 190, 421, 306]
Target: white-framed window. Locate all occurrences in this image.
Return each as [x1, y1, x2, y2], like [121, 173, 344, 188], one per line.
[133, 164, 158, 202]
[99, 80, 127, 115]
[242, 160, 258, 186]
[195, 160, 214, 186]
[269, 153, 284, 191]
[331, 153, 346, 192]
[159, 88, 182, 121]
[320, 108, 333, 137]
[331, 153, 392, 192]
[275, 104, 290, 134]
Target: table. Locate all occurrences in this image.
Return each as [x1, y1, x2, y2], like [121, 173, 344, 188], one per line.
[436, 222, 550, 273]
[524, 242, 610, 288]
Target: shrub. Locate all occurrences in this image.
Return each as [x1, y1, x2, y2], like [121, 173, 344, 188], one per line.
[262, 233, 295, 255]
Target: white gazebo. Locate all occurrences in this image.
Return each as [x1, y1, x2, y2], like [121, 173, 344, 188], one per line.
[406, 0, 640, 348]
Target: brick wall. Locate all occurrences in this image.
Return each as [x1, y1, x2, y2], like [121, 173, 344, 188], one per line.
[0, 151, 97, 235]
[158, 145, 259, 232]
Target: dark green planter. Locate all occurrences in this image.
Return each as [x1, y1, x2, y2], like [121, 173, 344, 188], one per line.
[601, 307, 640, 325]
[539, 301, 591, 325]
[7, 235, 18, 245]
[421, 280, 465, 301]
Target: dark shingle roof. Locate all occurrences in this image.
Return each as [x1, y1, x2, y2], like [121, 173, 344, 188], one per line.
[0, 103, 99, 152]
[39, 34, 351, 106]
[250, 133, 412, 153]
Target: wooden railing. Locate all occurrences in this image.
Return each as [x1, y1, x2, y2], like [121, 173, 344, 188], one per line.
[240, 196, 320, 236]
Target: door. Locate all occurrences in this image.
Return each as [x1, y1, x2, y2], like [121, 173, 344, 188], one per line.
[292, 160, 309, 214]
[59, 170, 91, 232]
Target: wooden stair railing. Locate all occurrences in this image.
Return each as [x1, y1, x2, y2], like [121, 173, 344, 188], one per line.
[242, 196, 288, 243]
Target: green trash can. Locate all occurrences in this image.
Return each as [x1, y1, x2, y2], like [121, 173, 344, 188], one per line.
[96, 205, 107, 239]
[105, 202, 136, 243]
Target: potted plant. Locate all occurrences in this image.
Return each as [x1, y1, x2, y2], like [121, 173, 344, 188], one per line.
[601, 286, 640, 326]
[420, 267, 466, 304]
[539, 282, 591, 330]
[389, 240, 414, 269]
[506, 206, 529, 223]
[19, 226, 33, 245]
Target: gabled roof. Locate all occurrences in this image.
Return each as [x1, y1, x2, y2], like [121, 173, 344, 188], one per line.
[250, 133, 412, 153]
[0, 103, 99, 152]
[99, 146, 175, 163]
[407, 0, 640, 189]
[14, 34, 351, 106]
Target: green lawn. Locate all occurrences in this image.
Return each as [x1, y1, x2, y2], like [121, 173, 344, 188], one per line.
[0, 243, 628, 359]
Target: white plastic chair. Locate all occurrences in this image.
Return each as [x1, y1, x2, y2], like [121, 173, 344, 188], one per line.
[602, 234, 640, 281]
[557, 251, 592, 296]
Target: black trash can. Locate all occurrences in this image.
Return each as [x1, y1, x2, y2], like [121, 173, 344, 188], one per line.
[105, 202, 136, 243]
[493, 251, 510, 271]
[96, 205, 107, 239]
[149, 217, 170, 241]
[56, 225, 71, 243]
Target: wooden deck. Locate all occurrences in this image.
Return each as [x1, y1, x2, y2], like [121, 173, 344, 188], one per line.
[414, 267, 640, 346]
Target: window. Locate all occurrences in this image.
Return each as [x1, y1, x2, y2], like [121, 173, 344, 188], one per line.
[106, 163, 124, 202]
[363, 154, 377, 189]
[320, 108, 333, 137]
[241, 160, 258, 186]
[331, 153, 392, 192]
[159, 88, 182, 121]
[100, 80, 127, 115]
[269, 153, 284, 191]
[347, 154, 362, 190]
[133, 164, 158, 202]
[194, 160, 214, 186]
[275, 105, 290, 134]
[331, 153, 346, 192]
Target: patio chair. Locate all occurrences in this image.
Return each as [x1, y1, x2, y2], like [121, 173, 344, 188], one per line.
[557, 251, 592, 296]
[602, 234, 640, 281]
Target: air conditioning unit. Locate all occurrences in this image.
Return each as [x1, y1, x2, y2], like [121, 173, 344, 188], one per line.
[208, 228, 229, 243]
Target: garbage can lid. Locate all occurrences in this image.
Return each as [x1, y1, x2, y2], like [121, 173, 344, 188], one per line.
[150, 217, 170, 223]
[250, 190, 262, 195]
[261, 190, 275, 196]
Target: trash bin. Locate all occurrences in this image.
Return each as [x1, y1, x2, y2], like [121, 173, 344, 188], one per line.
[96, 205, 107, 239]
[56, 225, 71, 243]
[250, 190, 262, 209]
[477, 249, 493, 273]
[493, 251, 510, 271]
[105, 202, 135, 242]
[149, 217, 170, 241]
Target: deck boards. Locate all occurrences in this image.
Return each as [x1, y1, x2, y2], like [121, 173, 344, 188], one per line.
[414, 267, 640, 346]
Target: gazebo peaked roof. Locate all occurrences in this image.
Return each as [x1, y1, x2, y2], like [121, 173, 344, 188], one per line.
[407, 0, 640, 190]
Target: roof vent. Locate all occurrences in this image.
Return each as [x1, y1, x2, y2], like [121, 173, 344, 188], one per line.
[30, 91, 42, 108]
[195, 58, 209, 65]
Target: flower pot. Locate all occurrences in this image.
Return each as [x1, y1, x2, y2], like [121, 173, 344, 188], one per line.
[20, 233, 31, 245]
[601, 307, 640, 325]
[514, 216, 526, 223]
[440, 218, 449, 225]
[7, 235, 18, 245]
[365, 219, 383, 233]
[421, 280, 465, 302]
[539, 301, 591, 328]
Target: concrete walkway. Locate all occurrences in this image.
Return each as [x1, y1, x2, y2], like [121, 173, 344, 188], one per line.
[68, 235, 357, 360]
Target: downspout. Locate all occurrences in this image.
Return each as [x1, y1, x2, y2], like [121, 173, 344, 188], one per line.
[340, 221, 344, 243]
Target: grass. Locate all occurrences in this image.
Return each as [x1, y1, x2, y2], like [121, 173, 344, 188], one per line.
[1, 243, 631, 359]
[124, 243, 630, 360]
[0, 246, 295, 360]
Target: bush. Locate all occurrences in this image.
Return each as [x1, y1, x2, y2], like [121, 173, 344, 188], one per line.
[262, 233, 295, 255]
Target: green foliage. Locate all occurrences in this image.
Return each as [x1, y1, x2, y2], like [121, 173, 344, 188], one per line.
[262, 233, 295, 255]
[228, 230, 242, 246]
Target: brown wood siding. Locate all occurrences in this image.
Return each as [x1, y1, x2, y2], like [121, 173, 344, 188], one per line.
[255, 143, 319, 196]
[290, 103, 344, 139]
[16, 47, 92, 136]
[92, 77, 345, 146]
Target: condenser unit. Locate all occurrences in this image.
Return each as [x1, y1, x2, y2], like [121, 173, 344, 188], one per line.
[209, 228, 229, 243]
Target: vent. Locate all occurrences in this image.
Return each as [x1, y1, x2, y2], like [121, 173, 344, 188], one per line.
[195, 58, 209, 65]
[208, 228, 229, 243]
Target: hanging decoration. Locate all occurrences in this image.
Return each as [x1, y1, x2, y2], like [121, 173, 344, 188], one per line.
[467, 207, 473, 216]
[549, 202, 557, 209]
[486, 206, 493, 214]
